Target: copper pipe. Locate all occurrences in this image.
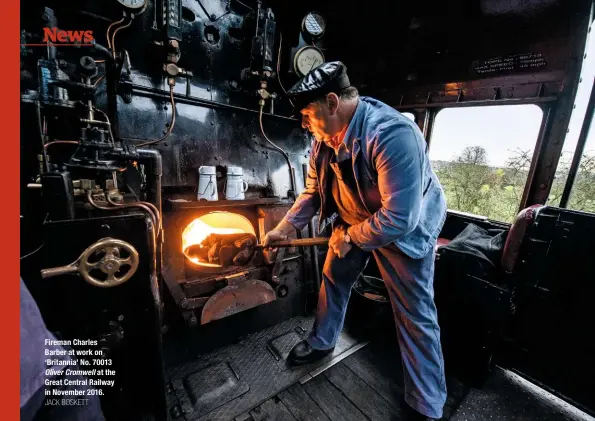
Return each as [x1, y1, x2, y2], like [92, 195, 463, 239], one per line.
[107, 195, 161, 232]
[106, 195, 158, 229]
[258, 105, 296, 195]
[87, 190, 157, 232]
[131, 86, 177, 147]
[94, 74, 105, 87]
[106, 17, 126, 49]
[111, 19, 133, 59]
[44, 140, 79, 149]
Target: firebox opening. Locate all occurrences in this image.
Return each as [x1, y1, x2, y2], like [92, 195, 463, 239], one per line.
[182, 212, 256, 267]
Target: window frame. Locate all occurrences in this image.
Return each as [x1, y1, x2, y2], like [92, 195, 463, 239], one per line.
[420, 103, 549, 222]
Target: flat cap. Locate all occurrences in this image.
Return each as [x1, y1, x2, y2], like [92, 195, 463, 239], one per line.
[286, 61, 351, 115]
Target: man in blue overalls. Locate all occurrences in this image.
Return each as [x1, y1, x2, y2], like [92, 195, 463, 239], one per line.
[264, 62, 447, 420]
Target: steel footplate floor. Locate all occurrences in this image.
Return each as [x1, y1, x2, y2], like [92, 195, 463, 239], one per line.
[165, 316, 363, 421]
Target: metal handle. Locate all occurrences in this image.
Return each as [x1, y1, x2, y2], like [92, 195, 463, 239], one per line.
[41, 238, 139, 288]
[258, 237, 329, 248]
[41, 264, 79, 278]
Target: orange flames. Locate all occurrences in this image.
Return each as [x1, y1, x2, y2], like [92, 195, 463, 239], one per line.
[182, 212, 256, 267]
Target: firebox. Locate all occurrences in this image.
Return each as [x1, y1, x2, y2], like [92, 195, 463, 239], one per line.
[161, 199, 309, 328]
[182, 211, 257, 268]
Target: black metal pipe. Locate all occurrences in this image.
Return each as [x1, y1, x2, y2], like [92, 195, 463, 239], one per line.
[69, 41, 114, 63]
[91, 42, 113, 61]
[137, 148, 163, 217]
[559, 79, 595, 208]
[137, 148, 163, 303]
[131, 84, 298, 122]
[303, 163, 321, 294]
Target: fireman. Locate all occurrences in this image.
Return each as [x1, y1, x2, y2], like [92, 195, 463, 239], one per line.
[264, 61, 447, 420]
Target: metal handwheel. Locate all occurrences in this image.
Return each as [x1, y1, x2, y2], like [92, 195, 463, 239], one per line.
[41, 238, 139, 288]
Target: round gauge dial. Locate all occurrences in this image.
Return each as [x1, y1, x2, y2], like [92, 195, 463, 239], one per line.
[302, 12, 325, 38]
[293, 46, 325, 77]
[116, 0, 148, 11]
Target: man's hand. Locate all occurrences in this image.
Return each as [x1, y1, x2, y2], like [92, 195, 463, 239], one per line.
[329, 226, 352, 258]
[263, 219, 295, 248]
[263, 229, 288, 248]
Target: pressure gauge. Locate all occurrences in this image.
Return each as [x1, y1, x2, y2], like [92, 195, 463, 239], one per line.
[116, 0, 148, 13]
[302, 12, 326, 39]
[293, 46, 325, 77]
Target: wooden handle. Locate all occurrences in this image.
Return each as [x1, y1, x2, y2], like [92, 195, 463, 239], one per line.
[258, 237, 329, 248]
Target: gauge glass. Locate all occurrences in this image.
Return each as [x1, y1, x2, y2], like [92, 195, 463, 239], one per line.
[294, 46, 325, 77]
[302, 12, 325, 37]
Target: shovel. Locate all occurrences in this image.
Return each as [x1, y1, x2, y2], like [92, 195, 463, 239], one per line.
[184, 235, 329, 267]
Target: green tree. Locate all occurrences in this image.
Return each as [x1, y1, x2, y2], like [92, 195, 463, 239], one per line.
[435, 147, 530, 222]
[435, 146, 496, 217]
[435, 145, 595, 223]
[549, 153, 595, 213]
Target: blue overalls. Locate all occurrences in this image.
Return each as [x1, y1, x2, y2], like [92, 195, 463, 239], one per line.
[284, 97, 448, 418]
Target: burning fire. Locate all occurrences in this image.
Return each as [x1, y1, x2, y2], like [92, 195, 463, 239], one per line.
[182, 212, 256, 267]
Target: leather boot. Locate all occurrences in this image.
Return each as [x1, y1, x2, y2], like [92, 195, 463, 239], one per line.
[287, 340, 334, 366]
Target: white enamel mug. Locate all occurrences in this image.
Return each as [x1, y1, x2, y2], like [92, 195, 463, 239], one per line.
[224, 166, 248, 200]
[197, 166, 218, 201]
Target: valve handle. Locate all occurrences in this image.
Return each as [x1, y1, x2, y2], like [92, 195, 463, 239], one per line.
[41, 238, 139, 288]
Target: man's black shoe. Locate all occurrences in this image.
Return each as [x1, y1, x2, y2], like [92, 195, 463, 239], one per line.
[287, 340, 334, 366]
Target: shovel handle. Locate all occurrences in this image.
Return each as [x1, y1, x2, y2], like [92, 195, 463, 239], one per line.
[258, 237, 329, 248]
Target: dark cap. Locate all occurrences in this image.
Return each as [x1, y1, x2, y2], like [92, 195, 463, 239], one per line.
[287, 61, 351, 116]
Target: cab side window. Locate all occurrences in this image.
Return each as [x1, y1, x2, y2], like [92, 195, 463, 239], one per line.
[429, 105, 544, 223]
